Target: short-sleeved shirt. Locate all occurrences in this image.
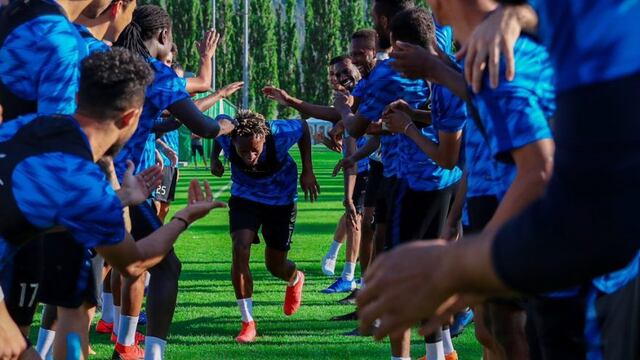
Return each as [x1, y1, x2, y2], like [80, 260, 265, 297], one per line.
[532, 0, 640, 93]
[217, 120, 304, 206]
[0, 114, 124, 270]
[0, 1, 87, 120]
[74, 24, 110, 54]
[114, 57, 190, 179]
[399, 84, 466, 192]
[357, 59, 429, 178]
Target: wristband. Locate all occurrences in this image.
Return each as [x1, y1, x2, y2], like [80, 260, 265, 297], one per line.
[403, 122, 413, 134]
[171, 216, 189, 231]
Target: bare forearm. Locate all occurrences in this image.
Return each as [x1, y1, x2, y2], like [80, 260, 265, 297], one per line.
[447, 174, 467, 227]
[432, 64, 469, 101]
[186, 57, 212, 94]
[413, 110, 432, 125]
[289, 98, 341, 123]
[504, 3, 538, 33]
[193, 92, 223, 113]
[351, 136, 380, 162]
[297, 120, 314, 172]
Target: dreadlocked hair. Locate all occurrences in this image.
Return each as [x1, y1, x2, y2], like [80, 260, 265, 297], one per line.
[232, 110, 271, 139]
[113, 5, 172, 58]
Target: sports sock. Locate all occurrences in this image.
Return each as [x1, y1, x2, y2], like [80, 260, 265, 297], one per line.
[237, 298, 254, 323]
[326, 240, 342, 259]
[117, 315, 139, 346]
[391, 357, 411, 360]
[35, 328, 55, 358]
[144, 272, 151, 288]
[101, 292, 114, 323]
[341, 262, 356, 281]
[443, 327, 454, 355]
[113, 306, 121, 337]
[288, 271, 300, 286]
[144, 336, 166, 360]
[426, 341, 445, 360]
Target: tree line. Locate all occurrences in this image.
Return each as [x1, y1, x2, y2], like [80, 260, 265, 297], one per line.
[142, 0, 429, 119]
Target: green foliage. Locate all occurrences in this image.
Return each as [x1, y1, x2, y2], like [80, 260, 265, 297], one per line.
[248, 0, 279, 118]
[167, 0, 203, 72]
[276, 0, 302, 118]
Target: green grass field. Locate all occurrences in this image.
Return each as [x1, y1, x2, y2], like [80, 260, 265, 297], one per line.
[32, 148, 482, 359]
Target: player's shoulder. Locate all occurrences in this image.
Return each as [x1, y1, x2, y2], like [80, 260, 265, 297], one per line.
[149, 57, 180, 85]
[0, 114, 40, 141]
[269, 119, 303, 135]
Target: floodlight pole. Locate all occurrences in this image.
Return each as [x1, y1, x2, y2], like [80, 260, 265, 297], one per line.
[242, 0, 249, 109]
[211, 0, 216, 91]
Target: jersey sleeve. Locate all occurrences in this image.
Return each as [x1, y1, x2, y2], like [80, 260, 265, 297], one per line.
[37, 19, 85, 115]
[270, 120, 304, 155]
[13, 154, 125, 249]
[357, 67, 405, 122]
[148, 63, 190, 112]
[432, 85, 467, 133]
[473, 86, 552, 162]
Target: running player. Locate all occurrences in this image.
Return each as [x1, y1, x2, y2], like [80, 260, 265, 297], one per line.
[211, 110, 319, 344]
[0, 49, 226, 360]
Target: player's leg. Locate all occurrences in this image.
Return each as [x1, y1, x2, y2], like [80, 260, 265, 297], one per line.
[261, 201, 303, 317]
[96, 268, 115, 335]
[198, 146, 207, 167]
[191, 145, 198, 169]
[35, 305, 56, 359]
[53, 303, 91, 360]
[489, 302, 529, 360]
[228, 196, 262, 343]
[322, 215, 347, 276]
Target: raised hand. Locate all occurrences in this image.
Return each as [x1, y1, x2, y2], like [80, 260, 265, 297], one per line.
[119, 160, 163, 207]
[217, 81, 244, 98]
[175, 180, 226, 224]
[197, 29, 220, 60]
[300, 169, 320, 202]
[382, 108, 414, 134]
[332, 90, 352, 112]
[262, 86, 291, 106]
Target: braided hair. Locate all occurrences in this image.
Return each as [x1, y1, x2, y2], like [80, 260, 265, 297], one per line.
[232, 110, 271, 139]
[113, 5, 172, 58]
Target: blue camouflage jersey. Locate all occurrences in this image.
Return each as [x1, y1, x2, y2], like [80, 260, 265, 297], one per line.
[0, 0, 87, 120]
[467, 34, 554, 196]
[74, 24, 110, 54]
[217, 120, 304, 206]
[0, 114, 124, 270]
[358, 59, 428, 179]
[342, 135, 369, 174]
[399, 83, 465, 192]
[531, 0, 640, 93]
[114, 57, 189, 179]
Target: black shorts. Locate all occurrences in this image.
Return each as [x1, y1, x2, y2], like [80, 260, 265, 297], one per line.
[466, 195, 500, 234]
[2, 239, 43, 326]
[374, 176, 396, 225]
[228, 196, 297, 251]
[40, 232, 100, 309]
[388, 179, 454, 248]
[191, 143, 204, 157]
[364, 160, 383, 208]
[130, 200, 163, 241]
[351, 171, 368, 214]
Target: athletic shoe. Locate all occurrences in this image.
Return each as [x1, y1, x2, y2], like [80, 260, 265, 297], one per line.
[138, 311, 147, 326]
[321, 278, 355, 294]
[417, 352, 458, 360]
[111, 343, 144, 360]
[321, 256, 337, 276]
[337, 289, 359, 305]
[235, 321, 257, 344]
[451, 309, 474, 338]
[355, 278, 363, 288]
[111, 332, 145, 345]
[96, 319, 113, 334]
[284, 271, 305, 316]
[330, 311, 358, 321]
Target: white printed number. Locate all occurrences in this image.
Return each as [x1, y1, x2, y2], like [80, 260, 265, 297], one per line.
[156, 185, 167, 196]
[18, 283, 39, 308]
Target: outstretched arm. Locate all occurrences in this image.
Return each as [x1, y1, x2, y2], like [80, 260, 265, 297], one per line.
[297, 120, 320, 201]
[263, 86, 342, 123]
[167, 98, 235, 138]
[185, 30, 220, 94]
[193, 81, 244, 113]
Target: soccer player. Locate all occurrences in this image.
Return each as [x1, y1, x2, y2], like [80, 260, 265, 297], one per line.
[190, 134, 207, 169]
[111, 5, 235, 359]
[0, 49, 226, 360]
[211, 110, 319, 344]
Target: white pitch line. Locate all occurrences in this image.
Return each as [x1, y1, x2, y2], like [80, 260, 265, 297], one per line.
[213, 181, 231, 200]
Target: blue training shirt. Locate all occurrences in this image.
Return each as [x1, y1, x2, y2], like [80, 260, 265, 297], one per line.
[342, 135, 369, 174]
[217, 120, 304, 206]
[358, 58, 428, 179]
[114, 57, 190, 179]
[0, 114, 124, 270]
[467, 35, 554, 195]
[532, 0, 640, 93]
[0, 7, 87, 119]
[74, 24, 110, 54]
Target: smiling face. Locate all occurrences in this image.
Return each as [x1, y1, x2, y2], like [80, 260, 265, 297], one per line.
[330, 58, 361, 92]
[233, 135, 266, 166]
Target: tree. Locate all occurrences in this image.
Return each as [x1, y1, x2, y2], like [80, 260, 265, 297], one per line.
[248, 0, 279, 118]
[340, 0, 367, 48]
[275, 0, 302, 118]
[166, 0, 203, 72]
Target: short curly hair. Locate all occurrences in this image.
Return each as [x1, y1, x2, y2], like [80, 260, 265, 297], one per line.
[77, 48, 154, 120]
[231, 110, 271, 138]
